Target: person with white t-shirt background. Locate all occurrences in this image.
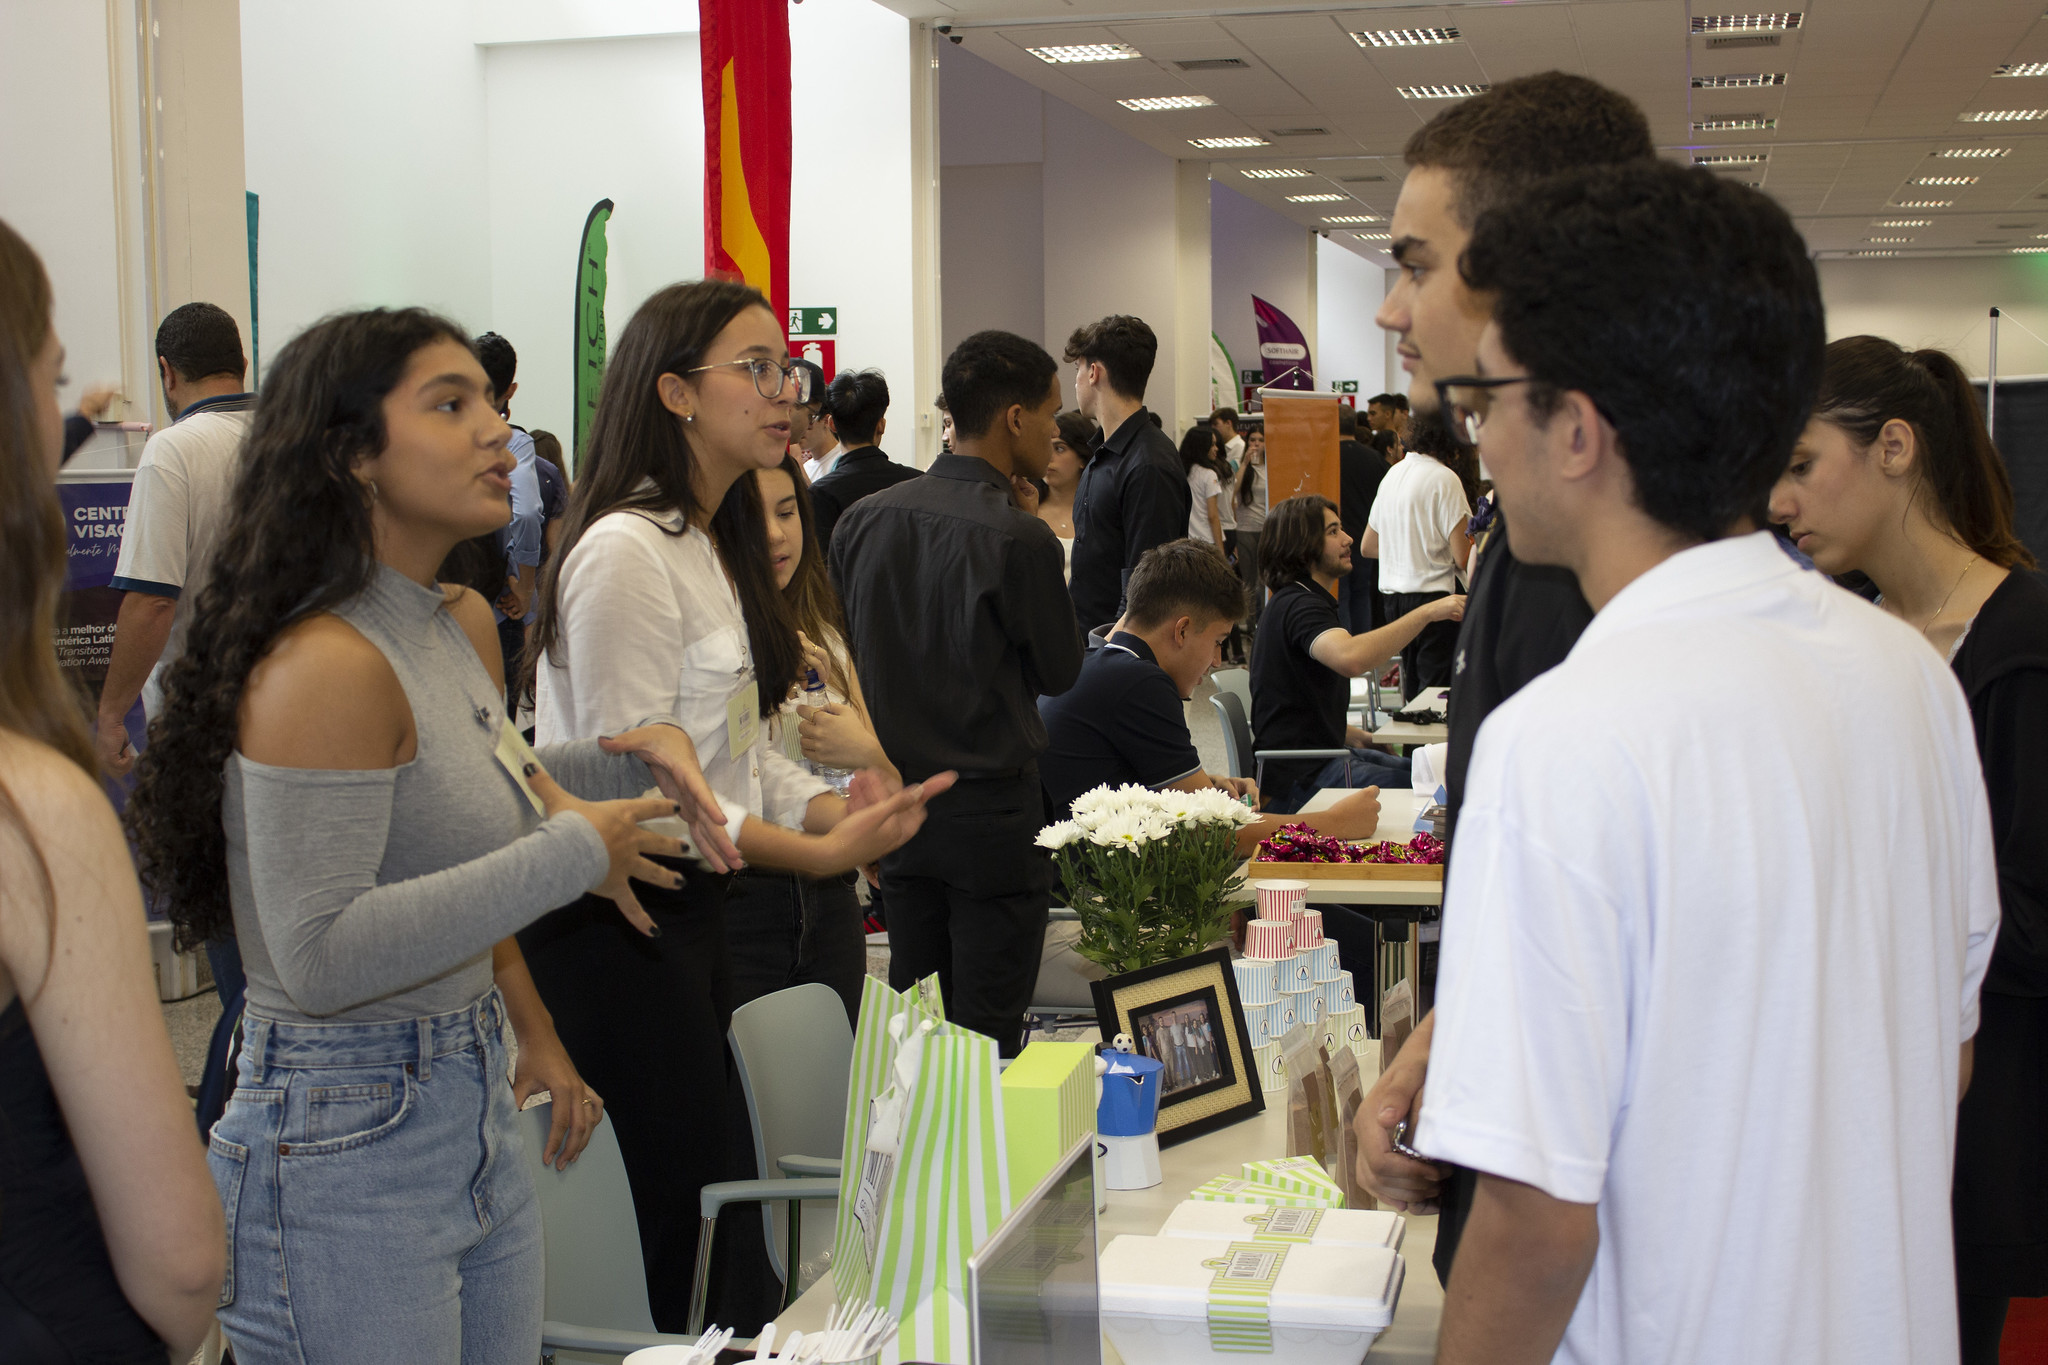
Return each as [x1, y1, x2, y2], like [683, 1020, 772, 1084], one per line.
[1359, 408, 1471, 699]
[1180, 424, 1227, 548]
[1417, 159, 1998, 1365]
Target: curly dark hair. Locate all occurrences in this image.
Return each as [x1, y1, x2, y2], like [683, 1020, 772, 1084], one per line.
[1062, 314, 1157, 402]
[129, 307, 474, 951]
[520, 279, 803, 719]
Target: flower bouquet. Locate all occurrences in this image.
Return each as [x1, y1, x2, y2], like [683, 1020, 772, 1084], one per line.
[1037, 785, 1260, 976]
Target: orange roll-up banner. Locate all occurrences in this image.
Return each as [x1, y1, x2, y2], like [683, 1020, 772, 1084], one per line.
[699, 0, 791, 319]
[1261, 390, 1341, 506]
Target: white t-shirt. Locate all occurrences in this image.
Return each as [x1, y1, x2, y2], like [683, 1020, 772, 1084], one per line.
[1366, 450, 1468, 593]
[1187, 466, 1223, 543]
[110, 400, 252, 715]
[1420, 533, 1999, 1365]
[803, 443, 847, 484]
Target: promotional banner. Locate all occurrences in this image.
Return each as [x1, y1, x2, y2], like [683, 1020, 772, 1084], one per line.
[573, 198, 613, 475]
[56, 470, 135, 698]
[700, 0, 792, 319]
[1253, 296, 1314, 391]
[1210, 334, 1238, 414]
[1261, 391, 1341, 505]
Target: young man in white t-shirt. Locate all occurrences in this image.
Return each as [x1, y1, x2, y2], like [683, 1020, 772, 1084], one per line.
[1417, 161, 1999, 1365]
[1360, 418, 1469, 698]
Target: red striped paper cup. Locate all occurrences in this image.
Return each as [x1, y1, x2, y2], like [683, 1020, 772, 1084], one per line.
[1256, 881, 1308, 923]
[1295, 908, 1324, 948]
[1245, 918, 1295, 958]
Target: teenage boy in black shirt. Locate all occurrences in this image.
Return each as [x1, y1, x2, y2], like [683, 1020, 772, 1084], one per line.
[1064, 314, 1192, 633]
[1250, 496, 1465, 814]
[832, 330, 1082, 1056]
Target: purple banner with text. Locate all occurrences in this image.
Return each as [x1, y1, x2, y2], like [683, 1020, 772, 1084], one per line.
[1254, 295, 1313, 391]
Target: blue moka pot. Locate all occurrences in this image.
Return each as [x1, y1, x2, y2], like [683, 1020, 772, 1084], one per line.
[1098, 1050, 1164, 1189]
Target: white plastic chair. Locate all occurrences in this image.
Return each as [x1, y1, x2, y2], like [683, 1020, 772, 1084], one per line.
[520, 1101, 697, 1363]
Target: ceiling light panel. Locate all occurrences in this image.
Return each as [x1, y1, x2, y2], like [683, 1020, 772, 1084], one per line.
[2014, 246, 2048, 252]
[1397, 84, 1489, 100]
[1914, 175, 1979, 185]
[1692, 72, 1786, 87]
[1691, 14, 1803, 32]
[1995, 62, 2048, 77]
[1026, 43, 1142, 64]
[1239, 167, 1311, 179]
[1175, 57, 1249, 71]
[1352, 27, 1460, 48]
[1285, 193, 1346, 202]
[1696, 153, 1767, 165]
[1322, 215, 1381, 224]
[1941, 147, 2011, 157]
[1874, 219, 1931, 227]
[1894, 199, 1954, 208]
[1117, 95, 1214, 111]
[1962, 109, 2048, 121]
[1850, 250, 1899, 257]
[1191, 136, 1270, 149]
[1351, 233, 1393, 242]
[1865, 237, 1914, 243]
[1693, 115, 1776, 130]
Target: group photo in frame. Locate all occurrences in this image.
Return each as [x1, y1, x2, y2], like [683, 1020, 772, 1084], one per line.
[1089, 946, 1264, 1147]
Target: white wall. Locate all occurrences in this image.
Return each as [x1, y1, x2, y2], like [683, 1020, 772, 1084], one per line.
[1819, 257, 2048, 379]
[1314, 237, 1387, 401]
[1210, 182, 1312, 397]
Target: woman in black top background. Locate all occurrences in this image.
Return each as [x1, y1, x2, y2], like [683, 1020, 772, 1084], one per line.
[1771, 335, 2048, 1365]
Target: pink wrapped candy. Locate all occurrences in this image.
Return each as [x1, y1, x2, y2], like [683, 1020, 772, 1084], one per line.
[1253, 824, 1447, 866]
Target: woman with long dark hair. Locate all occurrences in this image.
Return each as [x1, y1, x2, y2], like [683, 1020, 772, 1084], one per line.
[1235, 425, 1269, 617]
[0, 219, 222, 1364]
[518, 279, 948, 1329]
[127, 305, 728, 1363]
[1771, 335, 2048, 1365]
[1181, 423, 1226, 547]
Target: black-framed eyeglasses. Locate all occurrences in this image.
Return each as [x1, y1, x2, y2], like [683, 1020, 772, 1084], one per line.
[1433, 374, 1532, 447]
[681, 356, 813, 404]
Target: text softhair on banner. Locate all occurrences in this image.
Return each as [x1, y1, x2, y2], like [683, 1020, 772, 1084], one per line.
[700, 0, 792, 319]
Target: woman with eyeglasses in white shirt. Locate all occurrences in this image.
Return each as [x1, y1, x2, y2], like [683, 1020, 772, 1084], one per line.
[516, 279, 952, 1329]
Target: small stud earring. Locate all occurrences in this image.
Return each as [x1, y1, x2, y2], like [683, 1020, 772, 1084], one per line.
[683, 412, 696, 423]
[368, 479, 381, 502]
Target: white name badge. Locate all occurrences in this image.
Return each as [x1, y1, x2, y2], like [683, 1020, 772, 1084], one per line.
[492, 719, 547, 816]
[726, 675, 760, 759]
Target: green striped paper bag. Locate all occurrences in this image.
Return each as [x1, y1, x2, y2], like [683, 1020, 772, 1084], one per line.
[1203, 1241, 1292, 1353]
[831, 975, 949, 1307]
[867, 1029, 1011, 1363]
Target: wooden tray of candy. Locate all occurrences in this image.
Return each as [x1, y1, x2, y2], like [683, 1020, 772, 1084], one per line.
[1243, 858, 1442, 881]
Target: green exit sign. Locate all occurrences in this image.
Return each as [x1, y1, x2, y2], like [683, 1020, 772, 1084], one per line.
[1333, 380, 1359, 394]
[789, 307, 837, 336]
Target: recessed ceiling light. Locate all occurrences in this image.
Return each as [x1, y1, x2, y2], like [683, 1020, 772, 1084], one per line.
[1894, 199, 1955, 208]
[1239, 167, 1311, 179]
[1940, 147, 2011, 157]
[1995, 61, 2048, 77]
[1696, 153, 1767, 166]
[1915, 175, 1979, 185]
[1351, 232, 1393, 242]
[1866, 237, 1915, 243]
[1322, 215, 1381, 224]
[1692, 115, 1776, 130]
[1396, 84, 1490, 100]
[1352, 27, 1460, 48]
[1285, 193, 1346, 202]
[1190, 136, 1270, 149]
[1850, 250, 1899, 257]
[1268, 127, 1330, 138]
[1338, 174, 1388, 183]
[2015, 245, 2048, 252]
[1026, 43, 1142, 64]
[1961, 109, 2048, 121]
[1874, 219, 1931, 227]
[1175, 57, 1249, 72]
[1691, 13, 1803, 32]
[1692, 72, 1786, 88]
[1117, 95, 1215, 111]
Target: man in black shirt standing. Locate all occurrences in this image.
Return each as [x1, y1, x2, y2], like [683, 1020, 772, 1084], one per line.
[1336, 403, 1389, 633]
[832, 330, 1083, 1056]
[1064, 314, 1192, 633]
[809, 368, 920, 551]
[1353, 71, 1657, 1280]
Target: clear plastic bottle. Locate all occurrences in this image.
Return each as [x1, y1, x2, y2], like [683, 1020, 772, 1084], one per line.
[802, 667, 854, 795]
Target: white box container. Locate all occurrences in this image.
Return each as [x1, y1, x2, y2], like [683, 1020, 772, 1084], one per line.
[1099, 1234, 1403, 1365]
[1157, 1200, 1405, 1253]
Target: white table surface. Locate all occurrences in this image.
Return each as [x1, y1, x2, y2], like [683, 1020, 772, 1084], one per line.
[1367, 686, 1448, 749]
[1245, 789, 1444, 908]
[770, 1048, 1444, 1363]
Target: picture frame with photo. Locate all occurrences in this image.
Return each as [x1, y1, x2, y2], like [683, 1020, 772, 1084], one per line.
[1089, 946, 1265, 1147]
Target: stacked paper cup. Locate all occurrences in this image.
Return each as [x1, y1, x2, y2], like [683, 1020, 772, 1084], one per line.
[1256, 880, 1308, 924]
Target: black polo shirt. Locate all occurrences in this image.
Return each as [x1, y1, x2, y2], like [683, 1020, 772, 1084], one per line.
[809, 445, 921, 552]
[831, 453, 1083, 781]
[1069, 409, 1192, 632]
[1038, 631, 1204, 817]
[1249, 578, 1348, 796]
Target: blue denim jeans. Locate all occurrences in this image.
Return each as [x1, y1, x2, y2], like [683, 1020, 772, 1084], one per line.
[1270, 748, 1415, 815]
[208, 989, 541, 1365]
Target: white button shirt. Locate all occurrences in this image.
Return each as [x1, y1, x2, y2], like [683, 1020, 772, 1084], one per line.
[1421, 532, 1999, 1365]
[1366, 450, 1469, 594]
[535, 505, 829, 828]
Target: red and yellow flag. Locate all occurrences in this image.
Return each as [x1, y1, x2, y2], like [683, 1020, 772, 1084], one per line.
[699, 0, 792, 319]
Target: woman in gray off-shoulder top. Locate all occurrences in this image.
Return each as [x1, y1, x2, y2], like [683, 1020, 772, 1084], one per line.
[127, 308, 740, 1365]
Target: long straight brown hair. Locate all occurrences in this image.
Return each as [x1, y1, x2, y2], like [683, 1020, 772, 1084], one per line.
[0, 218, 94, 961]
[765, 453, 845, 649]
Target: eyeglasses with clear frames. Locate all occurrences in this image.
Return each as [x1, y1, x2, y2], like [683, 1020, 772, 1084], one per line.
[682, 356, 813, 404]
[1432, 374, 1533, 448]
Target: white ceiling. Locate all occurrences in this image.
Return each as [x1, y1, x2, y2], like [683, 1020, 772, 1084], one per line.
[876, 0, 2048, 267]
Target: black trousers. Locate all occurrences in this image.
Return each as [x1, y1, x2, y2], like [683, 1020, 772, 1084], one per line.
[1387, 591, 1457, 700]
[516, 866, 773, 1332]
[723, 868, 867, 1027]
[880, 775, 1051, 1058]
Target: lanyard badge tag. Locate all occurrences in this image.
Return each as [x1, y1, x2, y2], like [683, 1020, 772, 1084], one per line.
[725, 675, 760, 759]
[492, 720, 547, 816]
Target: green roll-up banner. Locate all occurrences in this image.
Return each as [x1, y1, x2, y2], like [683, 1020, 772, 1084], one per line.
[246, 191, 259, 385]
[572, 198, 614, 478]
